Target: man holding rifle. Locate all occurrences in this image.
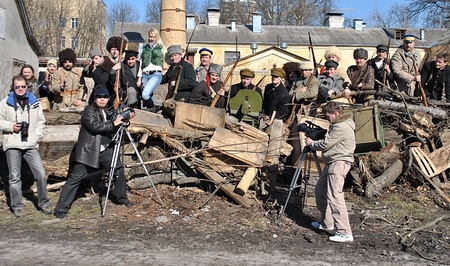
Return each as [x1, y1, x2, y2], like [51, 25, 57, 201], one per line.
[369, 44, 394, 93]
[345, 48, 374, 103]
[189, 63, 225, 107]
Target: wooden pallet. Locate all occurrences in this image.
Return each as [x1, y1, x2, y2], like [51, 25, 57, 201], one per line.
[411, 146, 438, 178]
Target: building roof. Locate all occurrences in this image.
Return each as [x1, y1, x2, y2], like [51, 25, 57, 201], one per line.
[115, 22, 450, 49]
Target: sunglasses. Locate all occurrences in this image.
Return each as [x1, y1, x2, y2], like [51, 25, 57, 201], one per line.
[95, 95, 109, 99]
[14, 85, 27, 89]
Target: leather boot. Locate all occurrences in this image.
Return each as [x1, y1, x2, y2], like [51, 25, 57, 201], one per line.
[143, 98, 154, 108]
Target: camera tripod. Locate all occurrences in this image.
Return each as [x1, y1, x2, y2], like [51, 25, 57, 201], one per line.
[278, 146, 322, 224]
[102, 122, 163, 217]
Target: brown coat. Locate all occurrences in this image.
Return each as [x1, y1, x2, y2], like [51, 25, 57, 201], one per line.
[52, 68, 85, 108]
[390, 46, 421, 96]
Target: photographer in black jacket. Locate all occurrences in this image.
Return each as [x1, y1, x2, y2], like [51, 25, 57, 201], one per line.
[54, 86, 135, 218]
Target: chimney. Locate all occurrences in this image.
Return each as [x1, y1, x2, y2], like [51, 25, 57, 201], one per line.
[252, 11, 262, 33]
[186, 14, 196, 30]
[250, 43, 258, 54]
[420, 29, 425, 40]
[207, 7, 220, 26]
[352, 18, 363, 31]
[325, 12, 344, 28]
[280, 42, 287, 50]
[231, 19, 236, 31]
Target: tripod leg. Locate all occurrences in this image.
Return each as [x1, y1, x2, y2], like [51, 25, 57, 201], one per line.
[278, 148, 309, 224]
[123, 127, 163, 206]
[102, 126, 124, 217]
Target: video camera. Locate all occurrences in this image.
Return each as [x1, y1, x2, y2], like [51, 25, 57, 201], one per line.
[109, 104, 134, 122]
[298, 121, 327, 141]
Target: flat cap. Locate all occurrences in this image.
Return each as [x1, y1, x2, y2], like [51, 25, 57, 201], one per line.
[199, 47, 213, 56]
[271, 68, 286, 78]
[324, 59, 339, 69]
[124, 49, 139, 60]
[240, 68, 255, 78]
[376, 44, 388, 52]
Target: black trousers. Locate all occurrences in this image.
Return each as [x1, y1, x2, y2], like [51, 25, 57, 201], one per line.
[54, 147, 128, 213]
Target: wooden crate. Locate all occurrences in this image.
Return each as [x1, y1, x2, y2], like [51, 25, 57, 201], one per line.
[352, 105, 385, 154]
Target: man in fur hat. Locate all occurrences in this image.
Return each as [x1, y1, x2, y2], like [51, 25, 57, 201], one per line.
[189, 63, 225, 107]
[321, 46, 350, 83]
[345, 48, 374, 103]
[52, 48, 86, 110]
[161, 45, 196, 101]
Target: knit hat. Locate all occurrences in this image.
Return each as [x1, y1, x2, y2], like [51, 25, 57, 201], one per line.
[58, 48, 77, 66]
[208, 63, 222, 75]
[94, 87, 110, 97]
[271, 68, 286, 78]
[106, 36, 127, 52]
[89, 47, 103, 58]
[300, 61, 314, 70]
[47, 59, 58, 67]
[324, 46, 341, 60]
[353, 48, 368, 60]
[324, 60, 339, 69]
[167, 45, 183, 57]
[240, 68, 255, 78]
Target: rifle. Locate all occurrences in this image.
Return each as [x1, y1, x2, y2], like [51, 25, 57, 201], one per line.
[165, 23, 197, 100]
[285, 32, 318, 127]
[410, 54, 428, 107]
[113, 22, 125, 110]
[210, 55, 240, 107]
[383, 37, 391, 86]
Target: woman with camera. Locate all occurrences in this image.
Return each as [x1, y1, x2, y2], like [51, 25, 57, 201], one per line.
[0, 75, 51, 218]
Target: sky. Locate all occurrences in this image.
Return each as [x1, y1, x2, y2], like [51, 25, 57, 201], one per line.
[102, 0, 401, 27]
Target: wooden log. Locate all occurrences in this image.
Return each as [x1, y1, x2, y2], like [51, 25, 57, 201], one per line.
[368, 99, 446, 120]
[195, 165, 251, 207]
[265, 119, 285, 165]
[129, 125, 208, 141]
[32, 181, 66, 193]
[234, 167, 258, 196]
[365, 159, 403, 197]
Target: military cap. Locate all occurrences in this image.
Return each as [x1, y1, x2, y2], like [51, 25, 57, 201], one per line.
[271, 68, 286, 78]
[58, 48, 77, 66]
[324, 60, 339, 69]
[403, 34, 416, 42]
[376, 44, 388, 52]
[300, 61, 314, 70]
[89, 47, 103, 58]
[208, 63, 222, 75]
[353, 48, 368, 60]
[47, 59, 57, 67]
[124, 49, 139, 60]
[106, 36, 128, 52]
[199, 48, 213, 57]
[324, 46, 341, 60]
[167, 45, 183, 57]
[240, 68, 255, 78]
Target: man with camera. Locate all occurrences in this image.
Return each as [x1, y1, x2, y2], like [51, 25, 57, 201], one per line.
[0, 75, 51, 218]
[305, 102, 355, 243]
[53, 86, 135, 219]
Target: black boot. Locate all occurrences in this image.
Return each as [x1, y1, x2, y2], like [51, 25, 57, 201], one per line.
[143, 98, 154, 108]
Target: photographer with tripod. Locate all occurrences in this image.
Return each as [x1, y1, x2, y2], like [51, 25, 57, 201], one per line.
[54, 86, 135, 219]
[305, 102, 355, 243]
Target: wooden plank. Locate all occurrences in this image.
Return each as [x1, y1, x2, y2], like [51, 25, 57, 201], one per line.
[174, 102, 226, 131]
[429, 143, 450, 175]
[202, 150, 238, 174]
[265, 119, 285, 165]
[195, 165, 251, 207]
[209, 127, 266, 167]
[41, 125, 80, 142]
[234, 167, 258, 196]
[132, 109, 172, 127]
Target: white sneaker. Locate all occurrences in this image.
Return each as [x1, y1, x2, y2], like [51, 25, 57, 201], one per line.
[311, 221, 335, 230]
[329, 232, 354, 243]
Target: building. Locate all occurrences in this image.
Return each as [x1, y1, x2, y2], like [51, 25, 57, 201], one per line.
[0, 0, 41, 99]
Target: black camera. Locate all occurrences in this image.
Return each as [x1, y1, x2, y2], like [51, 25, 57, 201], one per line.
[109, 104, 134, 122]
[298, 121, 327, 141]
[21, 121, 29, 142]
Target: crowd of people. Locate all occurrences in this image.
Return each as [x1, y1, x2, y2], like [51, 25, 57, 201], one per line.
[1, 30, 449, 244]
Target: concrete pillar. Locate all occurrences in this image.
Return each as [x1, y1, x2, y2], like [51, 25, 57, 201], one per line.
[160, 0, 186, 50]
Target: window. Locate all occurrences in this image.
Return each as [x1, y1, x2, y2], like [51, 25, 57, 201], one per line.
[58, 18, 66, 28]
[71, 36, 78, 48]
[394, 29, 405, 40]
[60, 37, 66, 48]
[224, 51, 240, 64]
[71, 18, 79, 29]
[0, 6, 5, 39]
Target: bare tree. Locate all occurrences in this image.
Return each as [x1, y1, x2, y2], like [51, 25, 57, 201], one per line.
[144, 0, 160, 23]
[406, 0, 450, 28]
[107, 0, 141, 37]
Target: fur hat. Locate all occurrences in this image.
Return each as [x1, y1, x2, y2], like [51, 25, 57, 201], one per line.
[271, 68, 286, 79]
[282, 62, 301, 75]
[167, 45, 183, 57]
[47, 59, 57, 67]
[353, 48, 368, 60]
[300, 61, 314, 70]
[240, 68, 255, 78]
[324, 60, 339, 69]
[89, 47, 103, 58]
[324, 46, 341, 60]
[106, 36, 127, 52]
[208, 63, 222, 75]
[58, 48, 77, 66]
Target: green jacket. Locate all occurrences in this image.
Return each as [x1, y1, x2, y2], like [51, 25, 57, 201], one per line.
[141, 43, 164, 69]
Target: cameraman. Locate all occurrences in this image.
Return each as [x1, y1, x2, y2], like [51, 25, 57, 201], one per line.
[305, 102, 355, 243]
[0, 75, 51, 218]
[53, 86, 135, 219]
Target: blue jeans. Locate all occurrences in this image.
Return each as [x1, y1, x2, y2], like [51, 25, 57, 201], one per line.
[6, 148, 49, 211]
[141, 72, 162, 102]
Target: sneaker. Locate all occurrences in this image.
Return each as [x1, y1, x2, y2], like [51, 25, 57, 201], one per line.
[311, 221, 335, 231]
[13, 209, 24, 218]
[41, 206, 53, 215]
[53, 210, 67, 219]
[329, 232, 354, 243]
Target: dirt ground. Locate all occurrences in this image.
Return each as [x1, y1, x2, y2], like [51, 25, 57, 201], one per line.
[0, 176, 448, 265]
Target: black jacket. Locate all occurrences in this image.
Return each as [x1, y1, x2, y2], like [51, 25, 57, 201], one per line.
[421, 61, 450, 101]
[189, 80, 225, 108]
[263, 82, 290, 121]
[161, 60, 196, 101]
[74, 103, 115, 168]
